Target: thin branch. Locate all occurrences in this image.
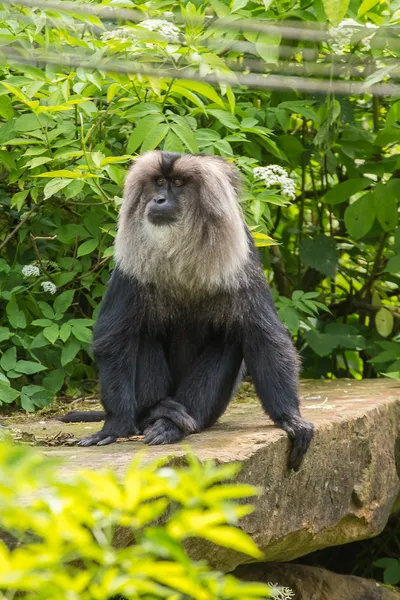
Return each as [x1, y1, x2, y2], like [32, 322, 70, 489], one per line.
[29, 233, 53, 279]
[0, 207, 36, 252]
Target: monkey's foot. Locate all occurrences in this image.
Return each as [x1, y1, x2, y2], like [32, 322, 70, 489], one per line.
[143, 418, 184, 446]
[278, 415, 314, 472]
[77, 432, 117, 446]
[77, 420, 139, 447]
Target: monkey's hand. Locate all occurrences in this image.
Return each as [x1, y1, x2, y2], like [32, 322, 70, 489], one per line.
[141, 398, 197, 446]
[143, 417, 184, 445]
[278, 415, 314, 472]
[141, 398, 197, 435]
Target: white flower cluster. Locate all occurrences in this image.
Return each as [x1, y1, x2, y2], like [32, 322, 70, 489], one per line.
[140, 19, 180, 40]
[101, 27, 138, 45]
[329, 18, 377, 54]
[41, 281, 57, 295]
[22, 264, 40, 278]
[269, 584, 294, 600]
[253, 165, 296, 200]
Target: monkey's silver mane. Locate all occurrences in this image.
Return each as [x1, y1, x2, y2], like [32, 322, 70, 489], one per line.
[115, 151, 250, 296]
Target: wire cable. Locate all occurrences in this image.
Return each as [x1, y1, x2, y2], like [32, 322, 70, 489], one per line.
[2, 0, 398, 43]
[1, 47, 400, 97]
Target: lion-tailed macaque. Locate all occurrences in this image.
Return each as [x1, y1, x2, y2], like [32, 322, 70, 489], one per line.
[61, 151, 314, 471]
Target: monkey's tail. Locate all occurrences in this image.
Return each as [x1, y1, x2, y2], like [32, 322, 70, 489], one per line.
[58, 411, 105, 423]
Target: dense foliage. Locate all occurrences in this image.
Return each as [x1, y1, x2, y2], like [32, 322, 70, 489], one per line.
[0, 440, 286, 599]
[0, 0, 399, 411]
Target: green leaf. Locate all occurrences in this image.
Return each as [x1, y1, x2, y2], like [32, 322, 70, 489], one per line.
[278, 306, 300, 335]
[0, 327, 11, 343]
[357, 0, 380, 17]
[0, 381, 20, 404]
[174, 80, 225, 108]
[375, 308, 394, 338]
[6, 297, 26, 329]
[344, 192, 375, 239]
[170, 121, 199, 153]
[30, 332, 48, 349]
[256, 33, 281, 65]
[77, 238, 98, 257]
[44, 178, 72, 199]
[1, 347, 17, 372]
[20, 393, 36, 412]
[231, 0, 248, 11]
[126, 114, 165, 153]
[11, 190, 29, 211]
[323, 0, 350, 26]
[299, 235, 338, 278]
[14, 360, 47, 375]
[201, 526, 263, 559]
[324, 324, 365, 349]
[35, 170, 96, 179]
[43, 369, 65, 393]
[31, 319, 53, 327]
[21, 385, 53, 408]
[43, 323, 59, 344]
[38, 302, 55, 320]
[59, 323, 72, 342]
[207, 109, 240, 130]
[14, 113, 41, 132]
[71, 324, 92, 344]
[384, 255, 400, 273]
[61, 338, 81, 365]
[278, 101, 319, 122]
[305, 331, 338, 356]
[141, 123, 170, 153]
[0, 95, 13, 120]
[373, 181, 399, 232]
[125, 102, 162, 118]
[54, 290, 75, 315]
[322, 179, 370, 205]
[163, 130, 185, 153]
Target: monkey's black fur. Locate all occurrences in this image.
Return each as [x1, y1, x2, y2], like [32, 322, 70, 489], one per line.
[61, 152, 314, 471]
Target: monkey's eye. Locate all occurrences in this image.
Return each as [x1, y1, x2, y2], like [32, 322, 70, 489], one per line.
[156, 177, 165, 186]
[172, 178, 184, 187]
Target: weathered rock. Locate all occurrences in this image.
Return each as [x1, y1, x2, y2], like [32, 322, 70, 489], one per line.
[6, 379, 400, 571]
[233, 562, 400, 600]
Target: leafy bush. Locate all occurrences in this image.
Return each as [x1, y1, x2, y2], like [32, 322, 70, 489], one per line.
[0, 440, 285, 599]
[0, 0, 399, 411]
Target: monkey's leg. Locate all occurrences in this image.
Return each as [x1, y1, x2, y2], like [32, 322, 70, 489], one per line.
[78, 337, 139, 447]
[142, 341, 243, 445]
[243, 312, 314, 472]
[79, 337, 172, 447]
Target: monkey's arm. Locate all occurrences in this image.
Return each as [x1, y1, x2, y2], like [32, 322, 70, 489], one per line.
[242, 285, 314, 471]
[78, 269, 141, 447]
[142, 340, 243, 445]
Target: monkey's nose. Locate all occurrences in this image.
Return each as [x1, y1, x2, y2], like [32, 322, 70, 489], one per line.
[154, 196, 166, 205]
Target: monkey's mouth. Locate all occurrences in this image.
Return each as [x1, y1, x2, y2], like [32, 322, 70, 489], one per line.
[146, 205, 178, 226]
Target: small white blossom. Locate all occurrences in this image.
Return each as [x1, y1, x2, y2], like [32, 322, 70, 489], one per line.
[140, 19, 180, 40]
[253, 165, 297, 200]
[22, 264, 40, 278]
[41, 281, 57, 295]
[101, 27, 138, 45]
[269, 583, 295, 600]
[329, 18, 377, 54]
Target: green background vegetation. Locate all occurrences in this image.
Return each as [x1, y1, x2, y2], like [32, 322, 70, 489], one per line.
[0, 0, 399, 412]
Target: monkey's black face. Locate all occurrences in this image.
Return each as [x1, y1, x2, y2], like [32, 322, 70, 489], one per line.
[145, 175, 185, 226]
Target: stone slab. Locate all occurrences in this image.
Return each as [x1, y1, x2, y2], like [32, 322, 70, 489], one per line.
[5, 379, 400, 571]
[233, 563, 400, 599]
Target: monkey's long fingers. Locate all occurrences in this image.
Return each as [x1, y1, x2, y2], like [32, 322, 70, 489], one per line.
[77, 433, 116, 446]
[279, 416, 314, 472]
[143, 418, 184, 445]
[142, 399, 197, 434]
